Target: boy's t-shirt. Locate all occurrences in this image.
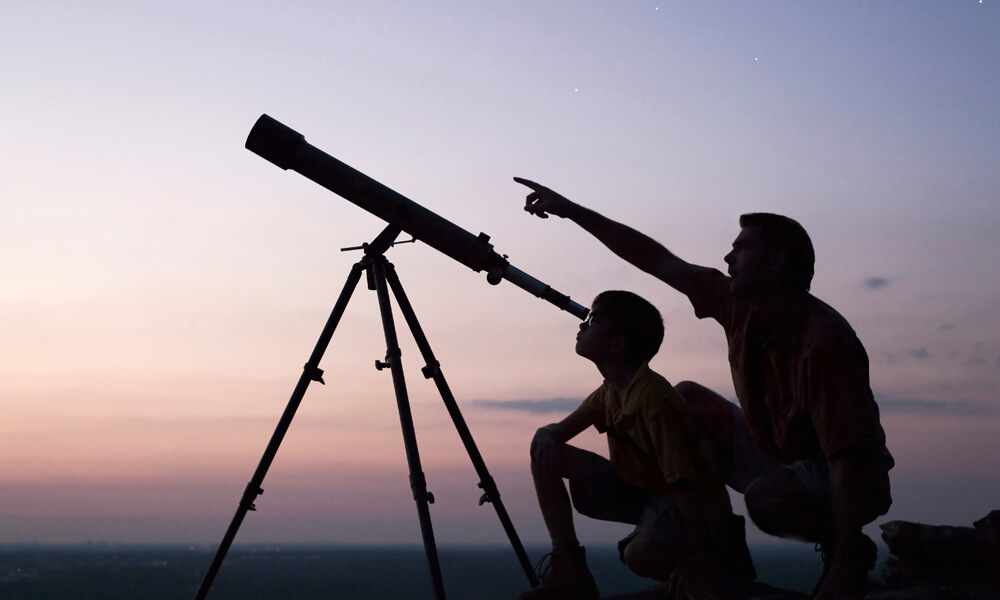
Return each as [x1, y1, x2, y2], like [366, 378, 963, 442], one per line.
[579, 363, 729, 508]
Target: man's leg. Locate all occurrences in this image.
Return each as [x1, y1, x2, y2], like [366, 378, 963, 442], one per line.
[674, 381, 776, 493]
[744, 460, 884, 599]
[744, 464, 833, 542]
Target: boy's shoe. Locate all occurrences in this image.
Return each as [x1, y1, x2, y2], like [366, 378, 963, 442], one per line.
[516, 545, 600, 600]
[811, 533, 877, 600]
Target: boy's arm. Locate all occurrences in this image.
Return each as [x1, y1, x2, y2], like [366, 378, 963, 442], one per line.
[530, 404, 593, 476]
[514, 177, 714, 295]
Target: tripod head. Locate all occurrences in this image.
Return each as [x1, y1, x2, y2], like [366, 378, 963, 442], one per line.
[245, 114, 588, 320]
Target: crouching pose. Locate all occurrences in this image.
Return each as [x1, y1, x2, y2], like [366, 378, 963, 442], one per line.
[516, 177, 893, 600]
[518, 291, 755, 600]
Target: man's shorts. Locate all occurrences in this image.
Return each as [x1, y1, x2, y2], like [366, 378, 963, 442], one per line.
[781, 446, 893, 524]
[565, 447, 686, 558]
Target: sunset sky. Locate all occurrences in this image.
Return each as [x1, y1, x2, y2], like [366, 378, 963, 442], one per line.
[2, 1, 998, 551]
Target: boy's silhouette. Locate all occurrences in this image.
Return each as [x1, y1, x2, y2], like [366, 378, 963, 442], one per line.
[518, 291, 754, 600]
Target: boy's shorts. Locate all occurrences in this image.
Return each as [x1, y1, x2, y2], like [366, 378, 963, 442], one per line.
[566, 448, 686, 558]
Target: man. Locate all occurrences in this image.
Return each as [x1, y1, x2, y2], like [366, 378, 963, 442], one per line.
[515, 177, 893, 600]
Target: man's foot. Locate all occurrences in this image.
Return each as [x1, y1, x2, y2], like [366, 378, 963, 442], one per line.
[811, 534, 877, 599]
[516, 545, 600, 600]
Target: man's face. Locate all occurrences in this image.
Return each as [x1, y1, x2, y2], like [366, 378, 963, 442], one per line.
[724, 226, 773, 295]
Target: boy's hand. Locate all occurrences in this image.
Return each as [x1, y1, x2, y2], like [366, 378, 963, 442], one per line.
[514, 177, 577, 219]
[530, 426, 560, 475]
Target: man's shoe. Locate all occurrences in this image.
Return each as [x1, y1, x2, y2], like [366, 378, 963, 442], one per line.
[812, 534, 877, 599]
[516, 545, 600, 600]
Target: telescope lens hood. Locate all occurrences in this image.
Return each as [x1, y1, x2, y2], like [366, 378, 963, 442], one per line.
[245, 114, 306, 171]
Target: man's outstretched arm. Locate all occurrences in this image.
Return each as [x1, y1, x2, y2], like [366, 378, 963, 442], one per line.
[514, 177, 710, 294]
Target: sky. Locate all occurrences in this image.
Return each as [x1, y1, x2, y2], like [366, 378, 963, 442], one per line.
[2, 0, 999, 554]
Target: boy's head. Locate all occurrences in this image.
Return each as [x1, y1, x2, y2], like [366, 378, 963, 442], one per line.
[576, 290, 664, 367]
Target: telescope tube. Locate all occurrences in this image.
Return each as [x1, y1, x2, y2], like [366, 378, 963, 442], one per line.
[246, 114, 588, 320]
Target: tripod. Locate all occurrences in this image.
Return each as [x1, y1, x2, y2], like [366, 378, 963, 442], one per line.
[194, 225, 539, 600]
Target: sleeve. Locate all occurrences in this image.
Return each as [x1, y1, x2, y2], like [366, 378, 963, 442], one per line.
[578, 386, 608, 433]
[640, 391, 699, 486]
[806, 333, 887, 458]
[684, 267, 737, 329]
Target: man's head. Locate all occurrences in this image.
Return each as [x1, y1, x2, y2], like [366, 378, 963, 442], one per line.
[575, 290, 664, 367]
[726, 213, 815, 295]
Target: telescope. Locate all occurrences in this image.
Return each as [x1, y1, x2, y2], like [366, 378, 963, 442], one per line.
[194, 115, 574, 599]
[245, 114, 588, 320]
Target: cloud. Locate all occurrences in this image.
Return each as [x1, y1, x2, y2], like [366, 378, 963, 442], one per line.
[470, 398, 582, 414]
[875, 394, 991, 415]
[864, 277, 890, 290]
[907, 348, 929, 359]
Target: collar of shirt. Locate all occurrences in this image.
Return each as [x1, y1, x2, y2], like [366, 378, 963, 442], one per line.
[610, 362, 654, 422]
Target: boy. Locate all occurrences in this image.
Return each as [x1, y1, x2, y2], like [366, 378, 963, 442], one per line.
[518, 290, 754, 600]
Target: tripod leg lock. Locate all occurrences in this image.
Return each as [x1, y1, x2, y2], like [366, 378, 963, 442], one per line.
[303, 363, 326, 384]
[409, 472, 435, 504]
[478, 477, 499, 505]
[240, 483, 264, 511]
[421, 361, 441, 379]
[375, 349, 402, 371]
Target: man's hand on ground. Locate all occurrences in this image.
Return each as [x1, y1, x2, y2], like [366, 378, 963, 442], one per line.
[813, 559, 866, 600]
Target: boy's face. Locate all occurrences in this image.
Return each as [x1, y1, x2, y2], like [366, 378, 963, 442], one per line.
[575, 303, 624, 362]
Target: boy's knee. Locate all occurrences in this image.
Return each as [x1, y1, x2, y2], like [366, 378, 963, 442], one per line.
[621, 535, 678, 580]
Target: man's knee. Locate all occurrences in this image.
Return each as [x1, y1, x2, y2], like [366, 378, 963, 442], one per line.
[675, 380, 724, 404]
[744, 468, 815, 538]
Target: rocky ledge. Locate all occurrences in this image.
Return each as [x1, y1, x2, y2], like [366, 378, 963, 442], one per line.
[607, 510, 1000, 600]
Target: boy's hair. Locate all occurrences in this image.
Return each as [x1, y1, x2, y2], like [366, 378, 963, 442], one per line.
[739, 212, 815, 293]
[592, 290, 664, 366]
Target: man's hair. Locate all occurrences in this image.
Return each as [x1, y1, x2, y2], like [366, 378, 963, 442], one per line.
[592, 290, 664, 365]
[739, 212, 815, 292]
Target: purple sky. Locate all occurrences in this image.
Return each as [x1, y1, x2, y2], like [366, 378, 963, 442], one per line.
[2, 2, 998, 547]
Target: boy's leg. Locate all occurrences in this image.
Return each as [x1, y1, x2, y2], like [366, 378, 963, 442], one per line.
[531, 443, 598, 548]
[618, 496, 686, 581]
[532, 442, 645, 546]
[620, 499, 757, 592]
[521, 443, 625, 600]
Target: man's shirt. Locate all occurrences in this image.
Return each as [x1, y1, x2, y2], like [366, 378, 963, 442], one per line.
[685, 268, 891, 464]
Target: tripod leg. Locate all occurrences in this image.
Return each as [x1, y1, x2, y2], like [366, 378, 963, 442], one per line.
[193, 260, 367, 600]
[371, 257, 448, 600]
[384, 262, 541, 588]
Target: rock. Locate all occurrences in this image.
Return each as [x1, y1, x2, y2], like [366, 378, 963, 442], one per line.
[603, 580, 807, 599]
[867, 584, 1000, 600]
[881, 510, 1000, 588]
